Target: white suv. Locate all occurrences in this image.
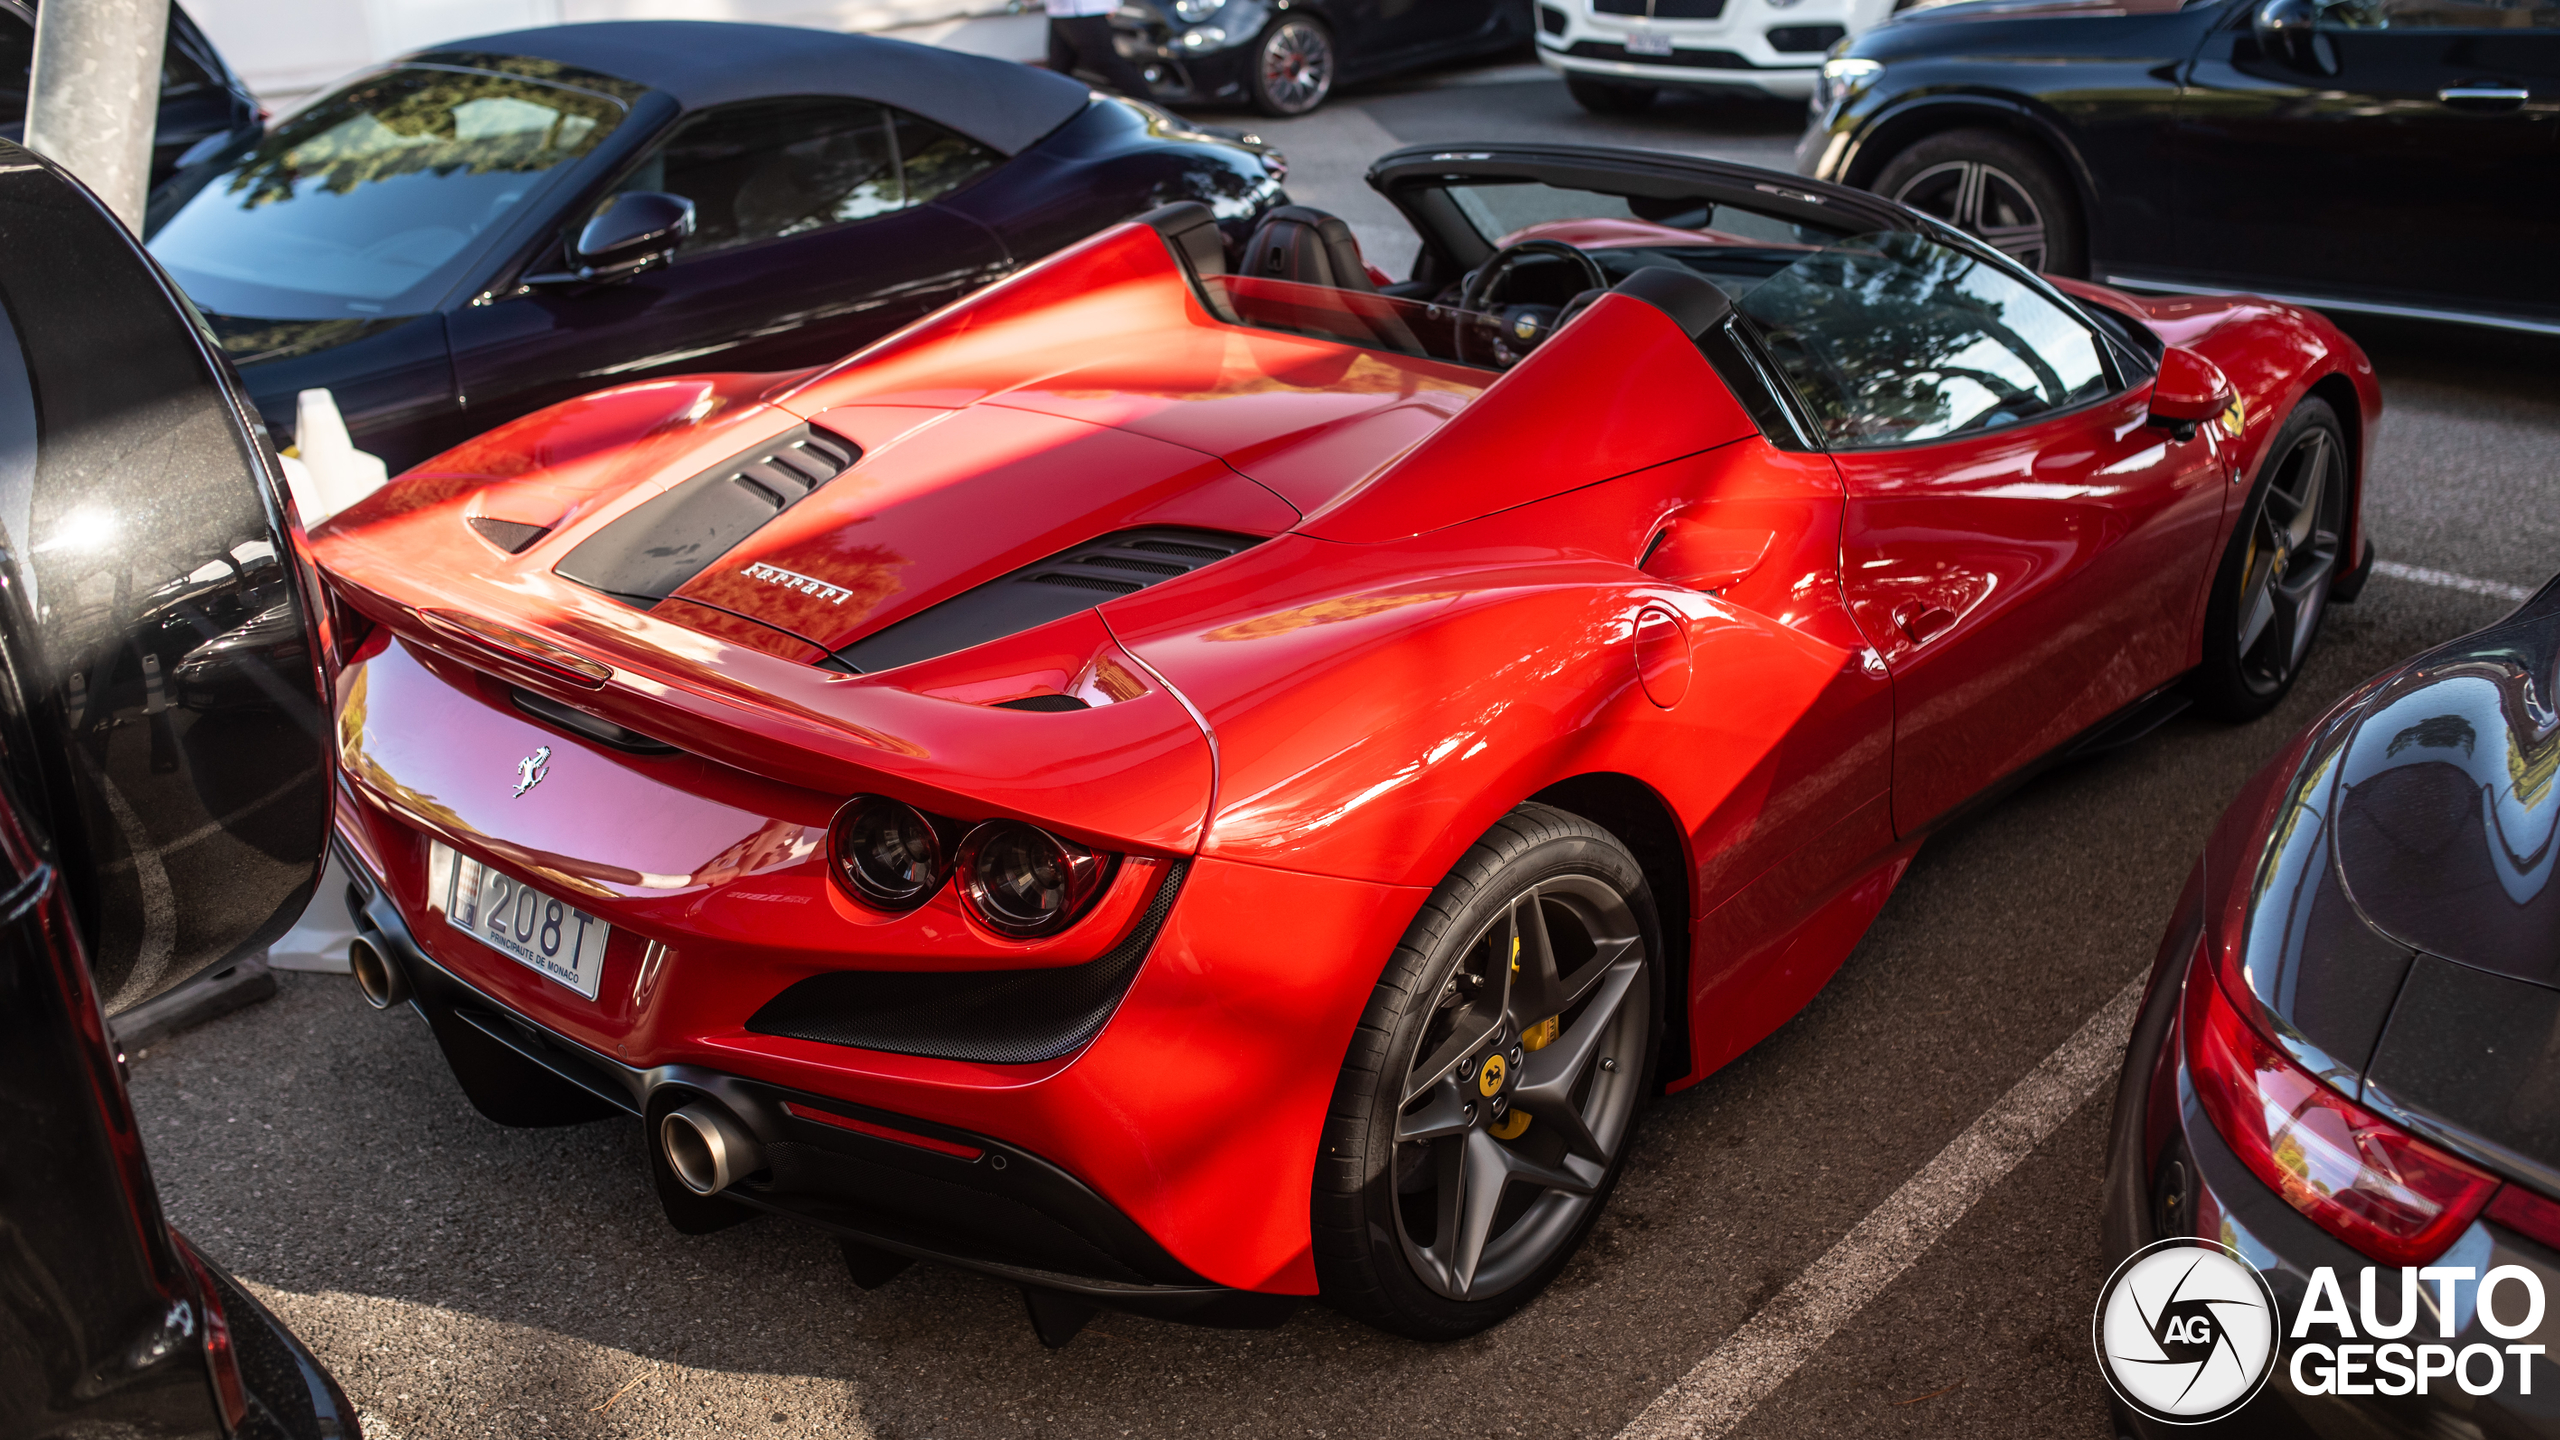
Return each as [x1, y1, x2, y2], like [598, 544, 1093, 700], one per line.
[1535, 0, 1897, 107]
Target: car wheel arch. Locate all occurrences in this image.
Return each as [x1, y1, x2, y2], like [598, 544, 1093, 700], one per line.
[1845, 96, 2099, 238]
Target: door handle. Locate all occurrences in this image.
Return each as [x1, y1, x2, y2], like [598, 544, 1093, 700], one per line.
[2439, 85, 2529, 110]
[1892, 600, 1956, 645]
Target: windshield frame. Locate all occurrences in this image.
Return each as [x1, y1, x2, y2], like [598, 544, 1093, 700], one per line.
[146, 61, 655, 322]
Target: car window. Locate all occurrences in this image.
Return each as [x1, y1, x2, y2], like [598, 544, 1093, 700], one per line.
[162, 28, 219, 95]
[148, 66, 626, 319]
[1737, 230, 2112, 448]
[892, 111, 1001, 205]
[613, 98, 903, 257]
[2316, 0, 2559, 26]
[0, 14, 29, 122]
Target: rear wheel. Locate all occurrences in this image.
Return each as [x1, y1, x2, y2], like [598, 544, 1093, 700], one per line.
[2193, 397, 2348, 720]
[1314, 804, 1660, 1339]
[1566, 74, 1657, 114]
[1250, 17, 1336, 116]
[1873, 128, 2084, 276]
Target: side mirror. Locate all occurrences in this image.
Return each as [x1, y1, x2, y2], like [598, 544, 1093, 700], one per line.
[2148, 346, 2234, 441]
[526, 191, 696, 286]
[2253, 0, 2337, 75]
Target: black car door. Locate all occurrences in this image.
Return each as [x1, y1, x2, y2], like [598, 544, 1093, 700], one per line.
[1363, 0, 1512, 64]
[448, 97, 1014, 434]
[2177, 0, 2560, 321]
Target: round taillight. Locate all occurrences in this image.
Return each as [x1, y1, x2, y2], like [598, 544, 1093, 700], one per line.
[829, 796, 946, 909]
[956, 821, 1108, 937]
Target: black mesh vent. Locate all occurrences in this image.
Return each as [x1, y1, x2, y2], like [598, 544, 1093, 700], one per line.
[467, 515, 552, 553]
[746, 861, 1188, 1064]
[993, 693, 1090, 712]
[1652, 0, 1727, 17]
[1539, 4, 1569, 32]
[829, 528, 1261, 674]
[554, 424, 858, 604]
[1766, 23, 1844, 51]
[1593, 0, 1644, 13]
[1564, 39, 1747, 66]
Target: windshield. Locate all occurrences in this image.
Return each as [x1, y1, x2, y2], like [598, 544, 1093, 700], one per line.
[1735, 230, 2109, 447]
[149, 66, 627, 319]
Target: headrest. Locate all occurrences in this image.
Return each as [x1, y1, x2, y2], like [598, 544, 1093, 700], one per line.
[1238, 205, 1378, 294]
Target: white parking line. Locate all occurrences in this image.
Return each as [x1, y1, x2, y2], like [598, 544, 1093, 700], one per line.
[2372, 560, 2537, 604]
[1616, 974, 2147, 1440]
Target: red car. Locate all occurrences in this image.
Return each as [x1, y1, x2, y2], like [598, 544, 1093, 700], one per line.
[312, 144, 2377, 1344]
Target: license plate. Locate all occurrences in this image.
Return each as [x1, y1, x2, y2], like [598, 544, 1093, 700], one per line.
[426, 841, 611, 999]
[1625, 30, 1674, 55]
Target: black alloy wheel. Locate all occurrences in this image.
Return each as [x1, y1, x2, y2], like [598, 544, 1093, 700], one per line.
[1874, 128, 2084, 276]
[1314, 804, 1660, 1338]
[1251, 16, 1336, 116]
[2195, 397, 2348, 720]
[1566, 74, 1657, 114]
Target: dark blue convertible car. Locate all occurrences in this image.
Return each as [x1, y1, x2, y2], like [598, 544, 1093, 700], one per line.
[146, 21, 1287, 468]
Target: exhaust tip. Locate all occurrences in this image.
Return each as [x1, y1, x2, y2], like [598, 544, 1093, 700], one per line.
[661, 1102, 762, 1196]
[348, 933, 407, 1011]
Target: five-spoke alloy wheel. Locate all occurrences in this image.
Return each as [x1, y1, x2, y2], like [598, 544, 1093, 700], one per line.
[1874, 128, 2084, 276]
[1315, 804, 1660, 1338]
[2197, 397, 2349, 719]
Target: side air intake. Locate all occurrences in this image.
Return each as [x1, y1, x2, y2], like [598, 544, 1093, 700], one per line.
[554, 424, 858, 605]
[827, 528, 1262, 674]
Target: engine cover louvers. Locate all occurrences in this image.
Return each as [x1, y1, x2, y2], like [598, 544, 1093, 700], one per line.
[554, 424, 858, 605]
[827, 528, 1263, 675]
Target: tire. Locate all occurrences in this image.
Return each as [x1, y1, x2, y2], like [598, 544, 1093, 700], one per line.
[2192, 397, 2349, 721]
[1249, 16, 1336, 116]
[1313, 803, 1663, 1339]
[1872, 128, 2086, 277]
[1566, 75, 1656, 115]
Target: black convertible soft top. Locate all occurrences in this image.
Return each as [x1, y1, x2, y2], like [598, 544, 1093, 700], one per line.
[412, 21, 1093, 158]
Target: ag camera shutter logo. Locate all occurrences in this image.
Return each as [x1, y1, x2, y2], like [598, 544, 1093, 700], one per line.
[2094, 1239, 2278, 1423]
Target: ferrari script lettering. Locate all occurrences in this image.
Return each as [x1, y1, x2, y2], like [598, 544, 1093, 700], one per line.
[740, 561, 855, 605]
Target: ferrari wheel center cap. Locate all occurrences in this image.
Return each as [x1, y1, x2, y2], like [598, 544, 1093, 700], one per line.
[1477, 1052, 1507, 1097]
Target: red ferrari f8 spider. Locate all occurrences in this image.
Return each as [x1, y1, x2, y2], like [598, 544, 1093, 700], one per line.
[312, 144, 2378, 1342]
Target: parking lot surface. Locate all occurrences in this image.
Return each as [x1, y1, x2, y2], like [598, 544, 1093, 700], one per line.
[126, 60, 2560, 1440]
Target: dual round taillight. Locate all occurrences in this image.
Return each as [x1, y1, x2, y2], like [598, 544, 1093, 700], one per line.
[830, 796, 948, 907]
[827, 796, 1110, 937]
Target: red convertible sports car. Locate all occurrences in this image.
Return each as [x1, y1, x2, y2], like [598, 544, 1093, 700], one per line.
[312, 143, 2378, 1343]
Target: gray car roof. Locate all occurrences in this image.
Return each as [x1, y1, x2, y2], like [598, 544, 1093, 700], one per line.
[411, 20, 1093, 157]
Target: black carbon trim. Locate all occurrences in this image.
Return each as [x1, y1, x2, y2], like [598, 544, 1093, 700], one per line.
[827, 529, 1260, 674]
[467, 515, 551, 553]
[554, 424, 858, 604]
[745, 860, 1188, 1064]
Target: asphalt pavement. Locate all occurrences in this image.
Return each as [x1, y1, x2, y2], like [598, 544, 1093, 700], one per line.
[124, 58, 2560, 1440]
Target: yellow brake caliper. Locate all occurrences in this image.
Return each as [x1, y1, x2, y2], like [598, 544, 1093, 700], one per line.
[1490, 934, 1555, 1140]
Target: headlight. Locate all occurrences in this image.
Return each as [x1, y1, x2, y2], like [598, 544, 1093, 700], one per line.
[829, 796, 948, 909]
[1179, 23, 1229, 46]
[1814, 56, 1882, 108]
[958, 821, 1110, 937]
[1173, 0, 1221, 20]
[1820, 56, 1882, 86]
